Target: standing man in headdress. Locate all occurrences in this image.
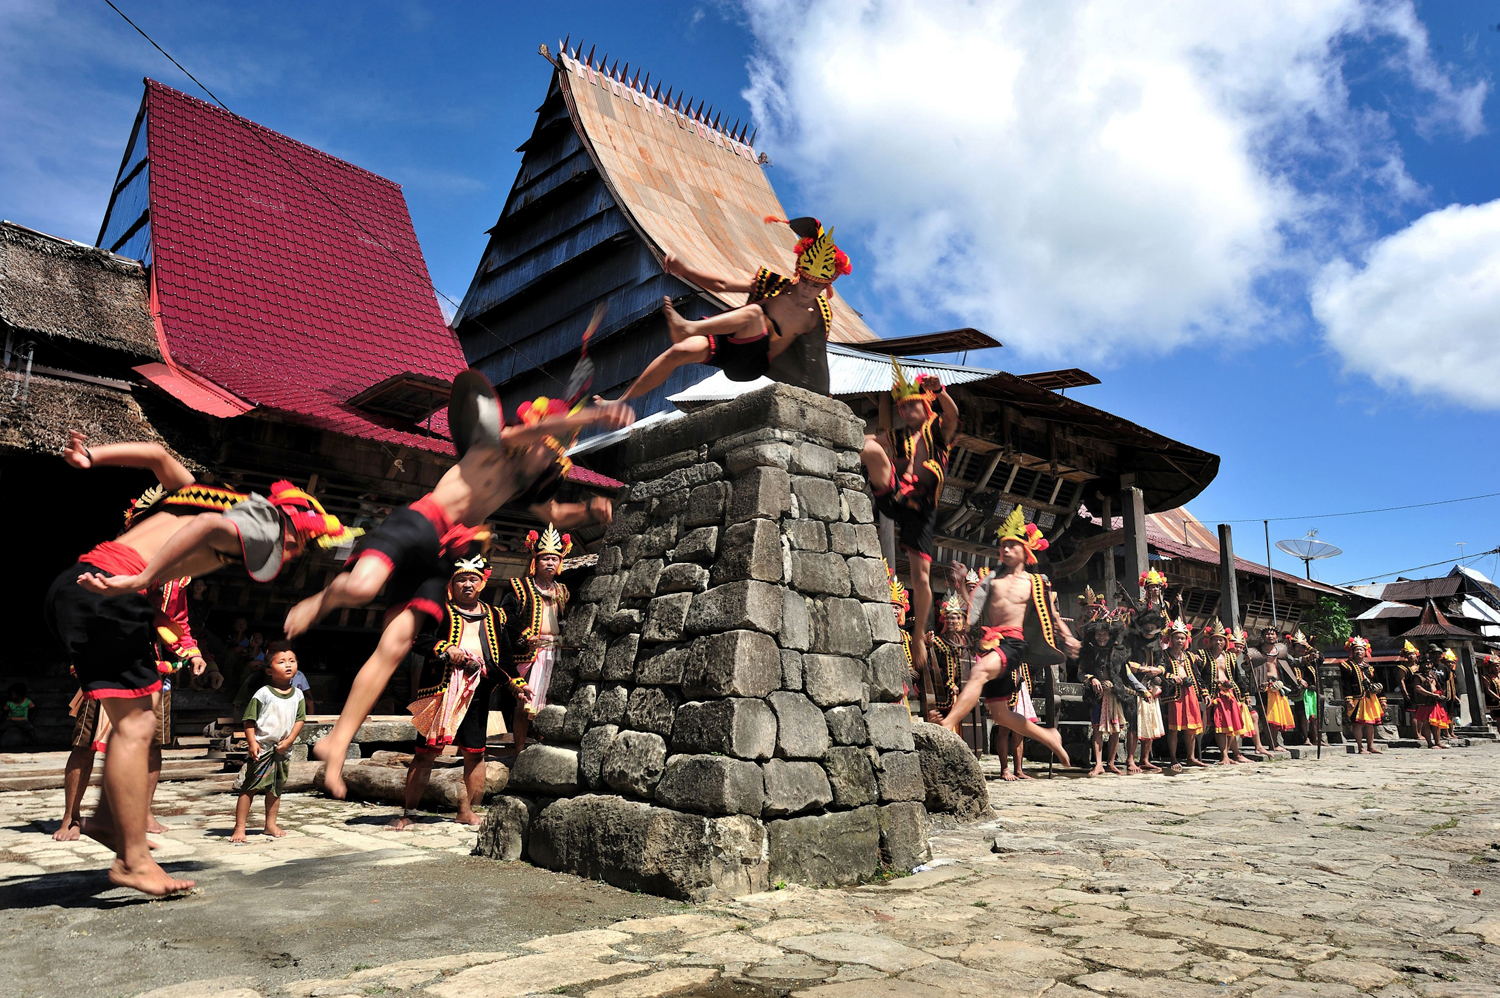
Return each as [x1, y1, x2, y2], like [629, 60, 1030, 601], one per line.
[1078, 590, 1128, 776]
[924, 592, 969, 724]
[498, 525, 572, 755]
[600, 217, 852, 402]
[1342, 636, 1384, 754]
[393, 554, 511, 830]
[1285, 630, 1323, 746]
[938, 507, 1078, 769]
[1161, 617, 1207, 770]
[1246, 625, 1297, 751]
[1479, 654, 1500, 728]
[861, 363, 960, 679]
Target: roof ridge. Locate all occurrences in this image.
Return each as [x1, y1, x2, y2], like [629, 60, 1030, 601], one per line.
[1, 220, 145, 273]
[548, 40, 759, 154]
[144, 78, 403, 191]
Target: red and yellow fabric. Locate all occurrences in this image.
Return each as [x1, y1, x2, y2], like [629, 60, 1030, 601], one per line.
[1263, 686, 1297, 731]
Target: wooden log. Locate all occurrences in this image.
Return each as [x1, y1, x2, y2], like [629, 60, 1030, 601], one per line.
[331, 760, 509, 810]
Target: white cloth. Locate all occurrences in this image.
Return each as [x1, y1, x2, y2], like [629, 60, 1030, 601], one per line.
[244, 686, 304, 747]
[527, 645, 557, 714]
[1015, 682, 1039, 723]
[1137, 697, 1166, 740]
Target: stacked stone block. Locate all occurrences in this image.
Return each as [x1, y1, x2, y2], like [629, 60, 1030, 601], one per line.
[485, 385, 931, 899]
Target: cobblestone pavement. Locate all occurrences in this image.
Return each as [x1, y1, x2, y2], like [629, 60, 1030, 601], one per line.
[1, 746, 1498, 998]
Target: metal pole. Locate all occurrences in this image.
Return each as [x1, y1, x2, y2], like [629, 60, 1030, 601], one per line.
[1264, 520, 1278, 630]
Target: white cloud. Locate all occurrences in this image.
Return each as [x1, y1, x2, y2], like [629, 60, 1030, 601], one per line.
[1313, 200, 1500, 408]
[739, 0, 1486, 362]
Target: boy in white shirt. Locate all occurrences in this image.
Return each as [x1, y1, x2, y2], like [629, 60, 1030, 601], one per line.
[231, 643, 306, 842]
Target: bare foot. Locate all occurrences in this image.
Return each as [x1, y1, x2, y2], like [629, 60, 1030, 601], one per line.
[1232, 754, 1250, 764]
[1218, 758, 1232, 766]
[1086, 766, 1102, 778]
[83, 818, 159, 853]
[230, 828, 248, 843]
[1368, 748, 1382, 754]
[388, 816, 416, 831]
[264, 823, 287, 838]
[108, 857, 193, 896]
[1001, 771, 1018, 782]
[53, 820, 82, 842]
[283, 592, 325, 639]
[455, 811, 483, 827]
[1141, 763, 1162, 773]
[1016, 770, 1034, 780]
[1054, 745, 1072, 769]
[312, 739, 347, 799]
[1185, 759, 1206, 768]
[146, 817, 170, 835]
[76, 571, 147, 595]
[662, 296, 690, 338]
[1169, 762, 1183, 773]
[1126, 764, 1142, 774]
[1105, 764, 1122, 776]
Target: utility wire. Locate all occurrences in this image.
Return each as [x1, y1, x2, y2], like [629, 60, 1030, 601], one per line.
[102, 0, 564, 389]
[1200, 490, 1500, 526]
[1339, 547, 1500, 587]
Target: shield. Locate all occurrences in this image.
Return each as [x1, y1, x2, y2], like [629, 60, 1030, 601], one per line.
[448, 369, 503, 457]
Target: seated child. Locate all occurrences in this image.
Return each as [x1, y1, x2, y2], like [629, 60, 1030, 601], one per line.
[231, 642, 306, 842]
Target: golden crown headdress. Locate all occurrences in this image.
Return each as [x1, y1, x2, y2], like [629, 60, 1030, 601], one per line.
[996, 506, 1048, 565]
[1441, 648, 1458, 662]
[1289, 629, 1311, 646]
[890, 358, 936, 405]
[1345, 635, 1371, 653]
[123, 484, 166, 529]
[1166, 616, 1192, 637]
[1140, 568, 1168, 588]
[940, 591, 966, 617]
[1200, 620, 1229, 642]
[525, 523, 572, 560]
[888, 568, 910, 614]
[1401, 639, 1419, 657]
[764, 216, 850, 285]
[1078, 585, 1109, 622]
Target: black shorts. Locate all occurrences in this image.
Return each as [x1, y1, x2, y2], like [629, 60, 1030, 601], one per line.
[707, 333, 771, 382]
[980, 636, 1028, 702]
[45, 562, 162, 699]
[873, 491, 937, 561]
[347, 505, 449, 622]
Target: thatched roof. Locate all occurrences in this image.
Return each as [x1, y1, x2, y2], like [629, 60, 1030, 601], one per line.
[0, 221, 160, 360]
[0, 374, 171, 456]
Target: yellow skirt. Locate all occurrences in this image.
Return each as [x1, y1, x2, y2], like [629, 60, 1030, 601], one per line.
[1265, 688, 1296, 731]
[1353, 693, 1384, 725]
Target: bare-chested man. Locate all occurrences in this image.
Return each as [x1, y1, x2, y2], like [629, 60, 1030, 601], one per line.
[938, 507, 1078, 768]
[43, 434, 213, 895]
[600, 217, 850, 402]
[285, 376, 633, 798]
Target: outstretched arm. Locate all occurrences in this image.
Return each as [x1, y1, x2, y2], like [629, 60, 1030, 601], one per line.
[63, 431, 194, 491]
[78, 513, 240, 594]
[663, 251, 753, 294]
[529, 495, 613, 530]
[499, 403, 635, 449]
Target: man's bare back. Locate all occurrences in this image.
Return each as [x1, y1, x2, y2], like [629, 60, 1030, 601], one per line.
[431, 443, 553, 527]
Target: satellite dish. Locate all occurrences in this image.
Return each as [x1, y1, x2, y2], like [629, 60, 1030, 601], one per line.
[1277, 530, 1342, 579]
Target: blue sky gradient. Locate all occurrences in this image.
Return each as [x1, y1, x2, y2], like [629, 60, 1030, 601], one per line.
[3, 1, 1497, 587]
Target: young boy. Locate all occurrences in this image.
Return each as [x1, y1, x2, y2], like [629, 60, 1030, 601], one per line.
[231, 643, 306, 842]
[2, 685, 38, 744]
[600, 218, 852, 402]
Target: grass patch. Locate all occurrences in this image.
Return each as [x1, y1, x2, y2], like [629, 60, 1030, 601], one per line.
[973, 900, 989, 908]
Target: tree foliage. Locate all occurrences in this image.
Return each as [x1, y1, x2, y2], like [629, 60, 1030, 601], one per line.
[1305, 597, 1352, 649]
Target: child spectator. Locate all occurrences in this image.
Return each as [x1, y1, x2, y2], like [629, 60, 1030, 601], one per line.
[2, 684, 38, 744]
[230, 642, 306, 842]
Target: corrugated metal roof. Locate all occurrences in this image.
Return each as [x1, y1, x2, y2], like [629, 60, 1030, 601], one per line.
[667, 344, 998, 404]
[1354, 601, 1422, 620]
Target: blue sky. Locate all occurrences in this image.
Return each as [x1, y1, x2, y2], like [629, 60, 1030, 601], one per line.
[4, 1, 1498, 588]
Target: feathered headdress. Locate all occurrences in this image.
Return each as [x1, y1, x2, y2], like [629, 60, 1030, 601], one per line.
[995, 506, 1048, 565]
[525, 523, 573, 560]
[888, 567, 910, 614]
[1078, 585, 1109, 622]
[764, 216, 851, 285]
[890, 358, 936, 405]
[1166, 616, 1192, 637]
[123, 484, 166, 530]
[1345, 635, 1371, 654]
[1289, 629, 1311, 647]
[940, 591, 966, 617]
[968, 567, 988, 587]
[1201, 620, 1229, 644]
[1441, 648, 1458, 663]
[452, 553, 491, 582]
[267, 481, 362, 549]
[1140, 568, 1168, 588]
[1401, 639, 1420, 657]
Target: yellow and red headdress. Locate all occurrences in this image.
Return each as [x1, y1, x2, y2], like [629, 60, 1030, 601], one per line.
[1078, 585, 1109, 623]
[890, 358, 939, 407]
[1166, 616, 1192, 638]
[1140, 568, 1168, 589]
[764, 216, 851, 285]
[939, 591, 966, 619]
[1345, 635, 1371, 655]
[1400, 639, 1419, 658]
[525, 523, 573, 562]
[515, 396, 581, 477]
[1441, 648, 1458, 663]
[267, 481, 362, 550]
[995, 506, 1048, 565]
[888, 567, 910, 614]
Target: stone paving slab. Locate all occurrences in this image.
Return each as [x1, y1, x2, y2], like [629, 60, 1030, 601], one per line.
[1, 746, 1498, 997]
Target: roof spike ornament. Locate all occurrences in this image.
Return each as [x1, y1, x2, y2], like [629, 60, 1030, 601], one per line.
[652, 82, 662, 100]
[995, 505, 1049, 565]
[561, 33, 570, 56]
[762, 216, 851, 285]
[749, 126, 758, 145]
[620, 62, 628, 82]
[587, 44, 596, 67]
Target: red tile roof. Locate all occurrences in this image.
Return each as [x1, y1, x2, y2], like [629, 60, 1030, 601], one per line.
[142, 80, 463, 452]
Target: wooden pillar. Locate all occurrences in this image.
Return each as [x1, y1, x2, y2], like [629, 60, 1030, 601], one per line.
[1121, 487, 1147, 602]
[1218, 523, 1241, 629]
[1101, 495, 1116, 608]
[1461, 644, 1487, 730]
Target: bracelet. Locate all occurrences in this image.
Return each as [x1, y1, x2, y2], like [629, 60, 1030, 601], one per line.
[83, 446, 93, 464]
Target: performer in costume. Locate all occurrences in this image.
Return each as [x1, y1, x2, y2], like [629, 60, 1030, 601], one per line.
[861, 361, 960, 683]
[1342, 636, 1384, 754]
[43, 434, 211, 896]
[924, 592, 968, 724]
[886, 569, 919, 719]
[1436, 646, 1463, 728]
[1285, 630, 1323, 746]
[286, 375, 632, 799]
[1477, 655, 1500, 728]
[499, 525, 572, 756]
[1079, 592, 1127, 776]
[601, 218, 851, 401]
[1247, 625, 1297, 749]
[1204, 624, 1252, 764]
[1156, 598, 1204, 770]
[1410, 653, 1451, 749]
[939, 507, 1078, 768]
[393, 555, 513, 830]
[1129, 652, 1166, 773]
